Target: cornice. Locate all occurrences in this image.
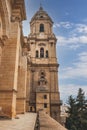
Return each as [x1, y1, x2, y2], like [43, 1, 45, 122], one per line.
[29, 63, 59, 68]
[11, 0, 26, 21]
[0, 89, 17, 93]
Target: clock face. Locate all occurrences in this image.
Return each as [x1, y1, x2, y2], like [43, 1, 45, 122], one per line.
[39, 33, 44, 38]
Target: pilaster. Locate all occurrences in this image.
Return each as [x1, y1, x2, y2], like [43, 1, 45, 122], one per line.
[16, 56, 27, 114]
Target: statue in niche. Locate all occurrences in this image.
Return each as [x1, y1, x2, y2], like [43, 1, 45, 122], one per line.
[38, 71, 47, 87]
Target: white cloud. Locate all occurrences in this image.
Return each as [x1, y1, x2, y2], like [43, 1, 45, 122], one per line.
[53, 23, 61, 28]
[59, 52, 87, 80]
[59, 84, 87, 102]
[78, 52, 87, 62]
[54, 21, 87, 48]
[54, 21, 73, 29]
[60, 22, 73, 29]
[57, 35, 87, 48]
[79, 36, 87, 43]
[74, 24, 87, 34]
[54, 21, 87, 33]
[57, 35, 78, 44]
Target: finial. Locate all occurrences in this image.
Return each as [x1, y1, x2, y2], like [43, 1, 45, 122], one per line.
[39, 1, 43, 11]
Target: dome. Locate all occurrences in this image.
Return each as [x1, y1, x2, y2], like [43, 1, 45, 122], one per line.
[30, 6, 53, 23]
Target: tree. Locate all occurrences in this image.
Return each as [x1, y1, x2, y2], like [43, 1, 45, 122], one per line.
[65, 96, 78, 130]
[76, 88, 87, 130]
[65, 88, 87, 130]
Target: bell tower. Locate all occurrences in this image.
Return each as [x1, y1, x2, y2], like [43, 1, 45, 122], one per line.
[27, 6, 61, 122]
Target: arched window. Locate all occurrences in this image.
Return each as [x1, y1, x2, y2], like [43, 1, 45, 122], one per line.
[40, 24, 44, 32]
[46, 50, 48, 58]
[36, 50, 39, 58]
[40, 48, 44, 58]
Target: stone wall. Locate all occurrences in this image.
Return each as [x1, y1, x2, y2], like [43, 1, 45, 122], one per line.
[0, 37, 20, 117]
[0, 0, 26, 118]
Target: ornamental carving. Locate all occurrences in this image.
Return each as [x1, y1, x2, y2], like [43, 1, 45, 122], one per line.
[38, 43, 46, 46]
[11, 15, 21, 22]
[0, 35, 8, 47]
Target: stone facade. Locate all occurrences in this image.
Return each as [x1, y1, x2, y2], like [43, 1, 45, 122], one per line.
[0, 0, 27, 118]
[27, 7, 61, 122]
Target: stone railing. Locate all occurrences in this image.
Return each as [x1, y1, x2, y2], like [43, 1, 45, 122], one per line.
[34, 112, 40, 130]
[38, 110, 68, 130]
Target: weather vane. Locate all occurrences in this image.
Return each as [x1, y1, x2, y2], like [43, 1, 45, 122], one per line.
[39, 0, 43, 10]
[40, 0, 42, 8]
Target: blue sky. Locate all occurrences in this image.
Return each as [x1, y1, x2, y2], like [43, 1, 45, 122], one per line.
[23, 0, 87, 103]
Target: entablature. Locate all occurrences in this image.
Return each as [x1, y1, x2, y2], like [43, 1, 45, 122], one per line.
[28, 36, 57, 42]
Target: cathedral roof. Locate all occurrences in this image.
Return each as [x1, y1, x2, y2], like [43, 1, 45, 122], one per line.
[30, 6, 53, 23]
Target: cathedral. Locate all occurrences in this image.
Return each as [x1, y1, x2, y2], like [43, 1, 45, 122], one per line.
[0, 0, 61, 123]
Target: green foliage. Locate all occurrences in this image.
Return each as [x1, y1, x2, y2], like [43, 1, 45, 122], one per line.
[65, 88, 87, 130]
